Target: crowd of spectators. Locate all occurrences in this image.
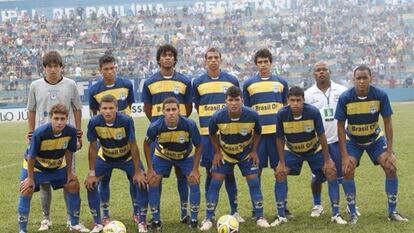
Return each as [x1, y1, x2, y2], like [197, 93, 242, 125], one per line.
[1, 0, 414, 93]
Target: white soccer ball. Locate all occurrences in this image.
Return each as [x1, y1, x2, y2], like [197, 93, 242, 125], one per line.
[217, 215, 239, 233]
[103, 220, 127, 233]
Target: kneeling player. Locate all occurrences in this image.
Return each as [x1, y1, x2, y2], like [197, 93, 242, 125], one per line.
[17, 104, 89, 233]
[273, 86, 346, 226]
[200, 86, 270, 231]
[85, 95, 148, 233]
[144, 97, 201, 230]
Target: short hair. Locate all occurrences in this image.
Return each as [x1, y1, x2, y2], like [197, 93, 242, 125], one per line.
[204, 47, 222, 59]
[99, 54, 116, 68]
[353, 65, 372, 77]
[288, 86, 304, 98]
[99, 94, 118, 107]
[43, 51, 63, 67]
[225, 86, 242, 99]
[254, 48, 273, 64]
[49, 103, 68, 117]
[156, 44, 178, 67]
[162, 97, 180, 110]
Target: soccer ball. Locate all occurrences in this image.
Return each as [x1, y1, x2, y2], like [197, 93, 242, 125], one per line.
[103, 221, 127, 233]
[217, 215, 239, 233]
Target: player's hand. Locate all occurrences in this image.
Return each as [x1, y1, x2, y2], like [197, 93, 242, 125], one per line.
[67, 173, 78, 184]
[84, 175, 98, 191]
[212, 152, 224, 168]
[342, 154, 356, 175]
[26, 131, 33, 143]
[20, 177, 34, 194]
[275, 162, 287, 181]
[249, 151, 259, 168]
[77, 138, 83, 151]
[133, 170, 147, 189]
[188, 168, 201, 184]
[323, 158, 336, 174]
[146, 168, 157, 185]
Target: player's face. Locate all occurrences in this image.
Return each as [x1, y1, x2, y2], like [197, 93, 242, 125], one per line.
[100, 62, 117, 80]
[159, 51, 175, 69]
[100, 102, 118, 123]
[288, 95, 304, 116]
[226, 95, 243, 114]
[44, 63, 62, 80]
[353, 70, 371, 93]
[163, 103, 180, 126]
[50, 113, 67, 133]
[256, 57, 271, 76]
[313, 63, 330, 83]
[205, 51, 221, 71]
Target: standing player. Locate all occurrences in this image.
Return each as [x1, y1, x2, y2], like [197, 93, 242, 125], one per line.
[144, 97, 201, 230]
[304, 61, 352, 217]
[27, 51, 83, 231]
[88, 54, 141, 225]
[200, 86, 270, 230]
[273, 86, 346, 226]
[141, 44, 192, 223]
[335, 65, 408, 224]
[242, 48, 288, 218]
[192, 48, 242, 221]
[18, 104, 89, 233]
[85, 95, 148, 233]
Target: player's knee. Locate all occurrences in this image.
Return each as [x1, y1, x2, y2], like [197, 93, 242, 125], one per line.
[149, 176, 161, 187]
[383, 163, 397, 177]
[343, 171, 354, 180]
[65, 180, 80, 193]
[324, 168, 337, 180]
[20, 188, 34, 197]
[275, 172, 287, 181]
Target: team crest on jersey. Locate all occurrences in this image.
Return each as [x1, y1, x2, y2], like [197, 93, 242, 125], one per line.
[49, 90, 58, 100]
[62, 141, 68, 149]
[273, 86, 280, 93]
[173, 86, 180, 94]
[223, 86, 229, 93]
[179, 135, 185, 144]
[115, 133, 123, 140]
[120, 93, 127, 100]
[369, 106, 377, 114]
[304, 125, 312, 133]
[240, 128, 248, 136]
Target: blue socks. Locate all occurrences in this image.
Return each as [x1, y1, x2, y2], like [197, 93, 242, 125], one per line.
[328, 180, 340, 216]
[148, 185, 161, 222]
[206, 179, 223, 220]
[225, 174, 238, 214]
[189, 184, 200, 221]
[385, 177, 398, 215]
[87, 187, 101, 224]
[177, 173, 189, 219]
[129, 182, 139, 216]
[66, 192, 81, 226]
[98, 176, 111, 218]
[275, 180, 287, 217]
[343, 179, 356, 216]
[247, 177, 264, 218]
[137, 185, 148, 222]
[17, 195, 32, 232]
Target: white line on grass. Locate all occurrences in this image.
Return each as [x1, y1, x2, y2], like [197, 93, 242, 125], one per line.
[0, 162, 19, 169]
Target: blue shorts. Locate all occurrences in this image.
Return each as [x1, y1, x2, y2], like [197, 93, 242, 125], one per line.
[285, 150, 325, 182]
[20, 167, 68, 192]
[346, 136, 387, 165]
[153, 155, 194, 177]
[95, 157, 144, 179]
[210, 158, 259, 177]
[258, 134, 279, 169]
[328, 142, 343, 179]
[200, 136, 215, 168]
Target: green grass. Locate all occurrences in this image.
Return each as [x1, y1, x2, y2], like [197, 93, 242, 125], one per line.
[1, 103, 414, 233]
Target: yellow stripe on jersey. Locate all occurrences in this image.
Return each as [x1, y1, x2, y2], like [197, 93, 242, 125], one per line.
[197, 81, 234, 96]
[286, 137, 321, 153]
[40, 136, 71, 151]
[220, 137, 253, 155]
[217, 122, 255, 135]
[22, 158, 66, 170]
[221, 149, 250, 163]
[155, 147, 194, 160]
[262, 125, 276, 134]
[94, 87, 129, 104]
[200, 127, 209, 135]
[148, 80, 187, 95]
[346, 100, 380, 115]
[95, 127, 126, 140]
[283, 120, 315, 134]
[151, 103, 187, 117]
[98, 144, 130, 158]
[246, 81, 285, 96]
[347, 122, 379, 136]
[251, 102, 284, 115]
[157, 131, 190, 144]
[198, 103, 226, 117]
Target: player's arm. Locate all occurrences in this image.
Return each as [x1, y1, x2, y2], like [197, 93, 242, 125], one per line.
[64, 149, 77, 183]
[275, 136, 287, 180]
[130, 140, 146, 188]
[337, 120, 354, 174]
[209, 133, 223, 167]
[85, 140, 98, 191]
[20, 156, 36, 194]
[250, 132, 261, 167]
[143, 138, 157, 184]
[383, 116, 395, 168]
[185, 103, 192, 117]
[27, 111, 36, 141]
[73, 109, 83, 150]
[143, 103, 152, 121]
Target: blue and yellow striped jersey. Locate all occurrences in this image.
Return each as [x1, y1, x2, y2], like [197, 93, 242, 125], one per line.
[276, 104, 325, 155]
[192, 72, 239, 135]
[87, 112, 136, 162]
[335, 86, 393, 145]
[209, 106, 261, 163]
[146, 116, 201, 160]
[141, 72, 192, 122]
[243, 74, 288, 134]
[89, 77, 135, 116]
[25, 123, 77, 172]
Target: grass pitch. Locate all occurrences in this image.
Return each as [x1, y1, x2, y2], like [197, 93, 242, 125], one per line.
[1, 103, 413, 233]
